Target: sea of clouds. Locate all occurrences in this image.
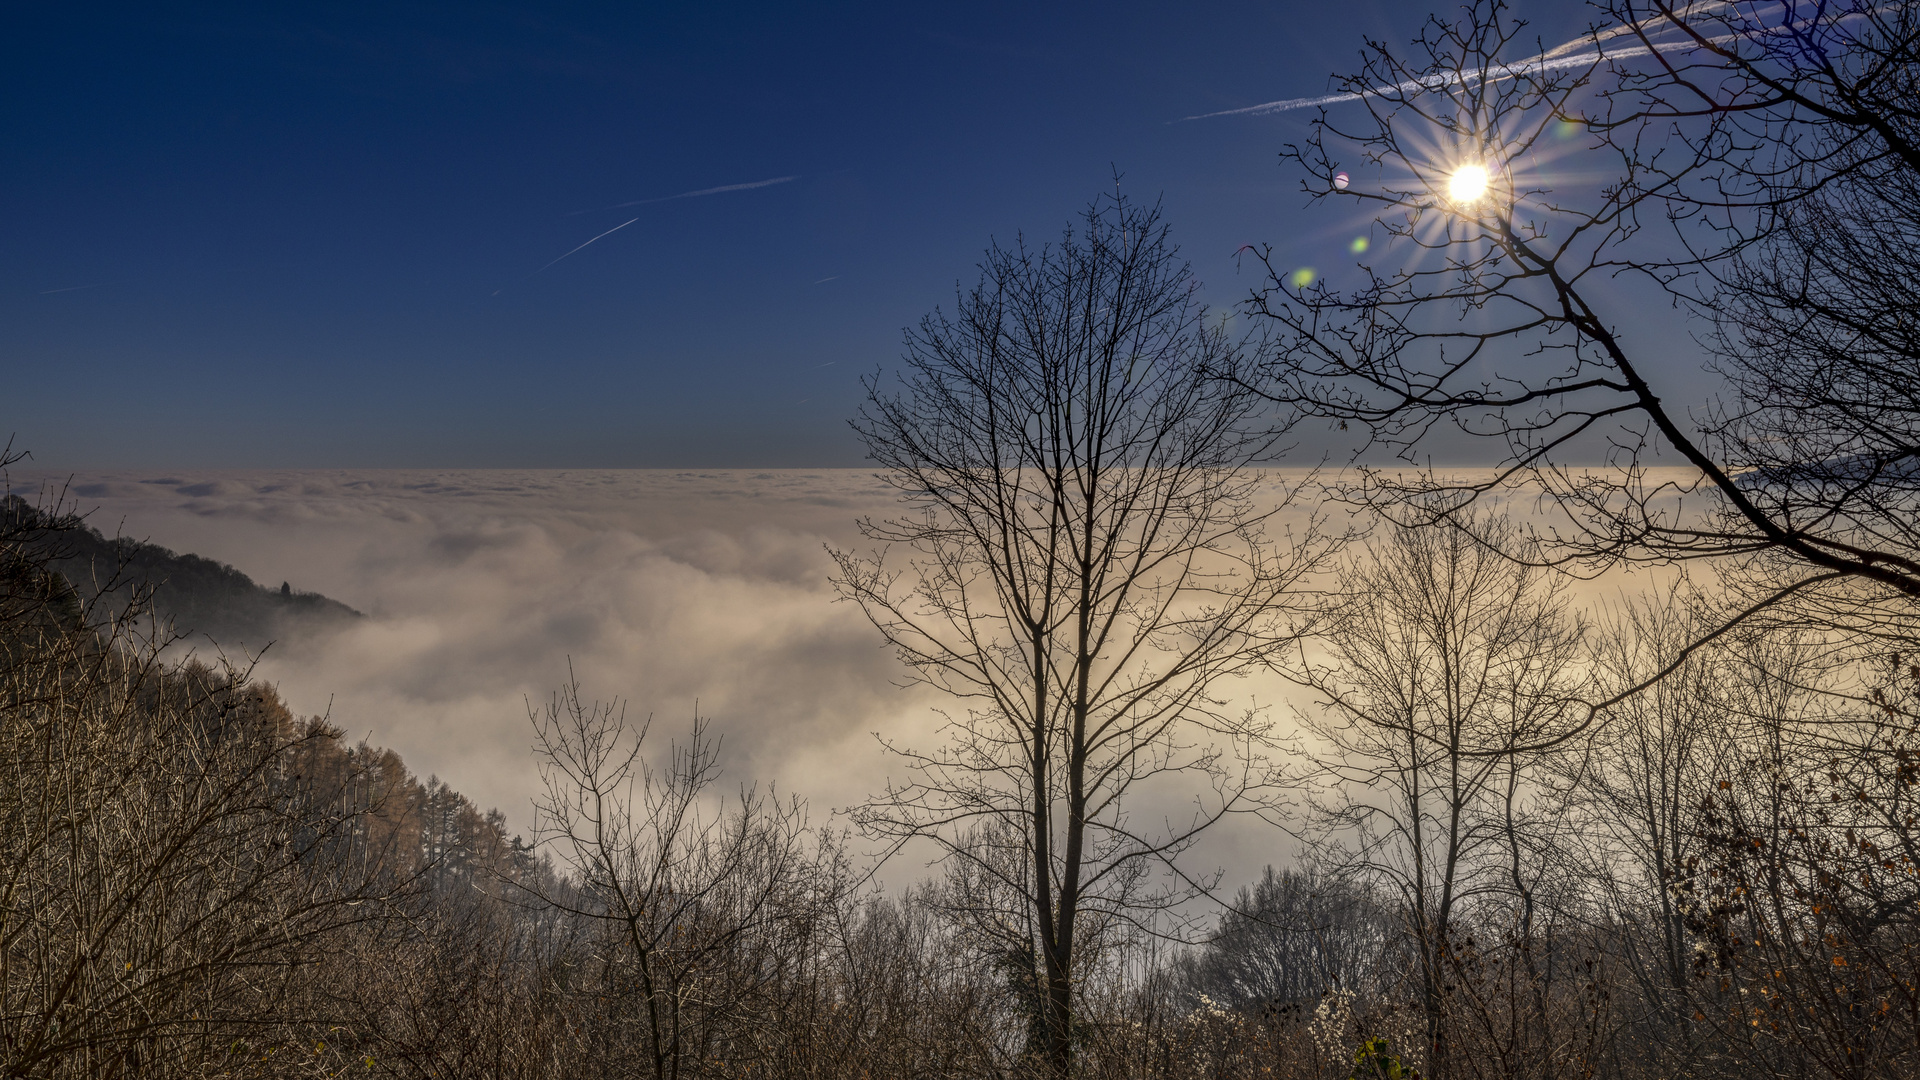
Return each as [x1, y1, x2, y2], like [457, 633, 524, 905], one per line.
[13, 471, 918, 833]
[13, 470, 1330, 870]
[11, 466, 1692, 889]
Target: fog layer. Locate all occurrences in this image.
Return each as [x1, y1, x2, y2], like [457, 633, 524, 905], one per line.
[16, 466, 1670, 879]
[20, 471, 947, 830]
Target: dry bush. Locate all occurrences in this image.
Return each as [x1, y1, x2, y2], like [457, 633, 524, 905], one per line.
[0, 501, 408, 1077]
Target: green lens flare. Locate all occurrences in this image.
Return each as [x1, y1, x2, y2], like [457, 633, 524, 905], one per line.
[1290, 268, 1316, 287]
[1350, 236, 1369, 254]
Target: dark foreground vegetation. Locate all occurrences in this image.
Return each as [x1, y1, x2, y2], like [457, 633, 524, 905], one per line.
[9, 1, 1920, 1076]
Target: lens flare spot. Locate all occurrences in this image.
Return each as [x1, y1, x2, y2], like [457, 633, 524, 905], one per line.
[1556, 117, 1584, 138]
[1350, 236, 1369, 254]
[1448, 163, 1490, 203]
[1290, 268, 1316, 288]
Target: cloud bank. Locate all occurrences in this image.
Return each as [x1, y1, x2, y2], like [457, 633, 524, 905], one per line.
[8, 467, 1464, 883]
[19, 470, 943, 835]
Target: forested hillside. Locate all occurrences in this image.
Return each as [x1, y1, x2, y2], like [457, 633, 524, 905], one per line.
[0, 490, 1080, 1080]
[1, 494, 359, 651]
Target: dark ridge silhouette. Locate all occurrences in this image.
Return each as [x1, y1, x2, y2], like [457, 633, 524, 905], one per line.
[1, 494, 361, 651]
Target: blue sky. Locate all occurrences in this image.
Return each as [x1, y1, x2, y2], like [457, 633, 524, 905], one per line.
[4, 1, 1607, 468]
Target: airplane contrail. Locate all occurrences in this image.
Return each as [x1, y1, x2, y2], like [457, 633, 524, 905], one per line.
[526, 175, 799, 280]
[1180, 0, 1768, 120]
[1180, 39, 1711, 120]
[569, 175, 799, 215]
[538, 216, 641, 272]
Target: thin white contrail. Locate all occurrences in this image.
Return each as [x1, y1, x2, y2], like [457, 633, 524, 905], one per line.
[538, 216, 641, 272]
[530, 176, 797, 280]
[1180, 39, 1707, 120]
[1180, 1, 1764, 121]
[617, 174, 798, 205]
[569, 175, 800, 215]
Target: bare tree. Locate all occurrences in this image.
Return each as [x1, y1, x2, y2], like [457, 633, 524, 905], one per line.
[1552, 580, 1751, 1077]
[1232, 8, 1920, 1062]
[527, 676, 820, 1080]
[1242, 0, 1920, 655]
[0, 515, 403, 1079]
[1296, 518, 1587, 1079]
[833, 191, 1336, 1078]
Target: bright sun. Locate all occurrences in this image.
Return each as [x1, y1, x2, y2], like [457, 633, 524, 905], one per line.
[1448, 163, 1490, 203]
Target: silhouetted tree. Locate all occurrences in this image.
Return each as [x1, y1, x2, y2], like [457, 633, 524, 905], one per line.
[834, 190, 1337, 1079]
[526, 677, 823, 1080]
[1297, 518, 1588, 1078]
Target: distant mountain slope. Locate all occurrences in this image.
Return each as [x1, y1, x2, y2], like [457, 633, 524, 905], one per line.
[2, 495, 360, 650]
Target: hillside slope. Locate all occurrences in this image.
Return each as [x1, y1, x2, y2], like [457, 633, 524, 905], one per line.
[2, 494, 360, 650]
